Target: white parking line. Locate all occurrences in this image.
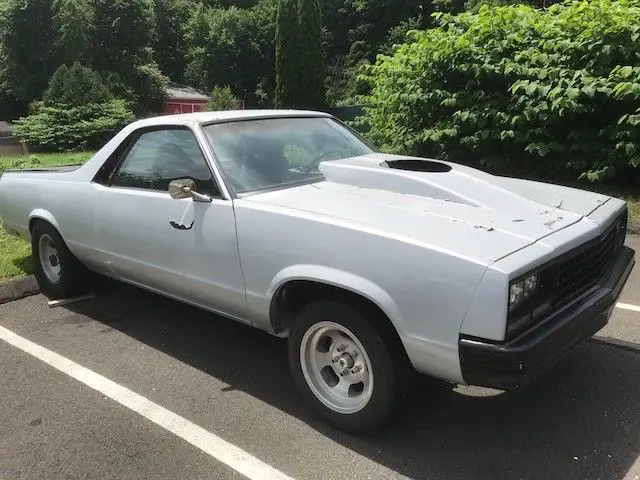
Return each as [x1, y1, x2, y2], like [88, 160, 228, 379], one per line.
[0, 325, 295, 480]
[616, 302, 640, 313]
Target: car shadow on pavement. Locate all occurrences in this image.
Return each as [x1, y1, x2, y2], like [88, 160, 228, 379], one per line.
[67, 279, 640, 480]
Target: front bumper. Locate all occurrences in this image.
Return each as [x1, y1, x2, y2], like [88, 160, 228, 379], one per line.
[459, 245, 635, 390]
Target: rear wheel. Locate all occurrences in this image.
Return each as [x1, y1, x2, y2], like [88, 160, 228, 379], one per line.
[31, 221, 89, 299]
[288, 301, 401, 432]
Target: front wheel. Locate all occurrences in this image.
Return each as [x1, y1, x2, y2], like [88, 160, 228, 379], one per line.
[288, 301, 400, 432]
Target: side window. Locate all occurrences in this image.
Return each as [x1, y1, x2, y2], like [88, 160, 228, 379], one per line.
[110, 129, 219, 196]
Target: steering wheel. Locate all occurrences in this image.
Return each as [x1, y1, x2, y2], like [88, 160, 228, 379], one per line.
[303, 150, 342, 173]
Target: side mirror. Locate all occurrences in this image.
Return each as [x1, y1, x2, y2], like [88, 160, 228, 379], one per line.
[168, 179, 212, 203]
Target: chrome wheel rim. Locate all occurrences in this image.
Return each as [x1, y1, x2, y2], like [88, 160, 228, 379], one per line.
[300, 321, 374, 414]
[38, 234, 62, 284]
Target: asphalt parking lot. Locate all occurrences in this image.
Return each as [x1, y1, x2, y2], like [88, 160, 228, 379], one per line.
[1, 237, 639, 480]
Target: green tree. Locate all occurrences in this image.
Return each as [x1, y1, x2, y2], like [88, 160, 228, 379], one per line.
[52, 0, 93, 63]
[206, 85, 240, 110]
[154, 0, 190, 83]
[250, 0, 279, 104]
[0, 0, 61, 103]
[185, 2, 277, 106]
[275, 0, 299, 107]
[203, 8, 262, 101]
[87, 0, 167, 113]
[274, 0, 326, 109]
[296, 0, 326, 109]
[0, 0, 169, 116]
[321, 0, 430, 66]
[183, 2, 212, 91]
[42, 63, 112, 106]
[88, 0, 156, 72]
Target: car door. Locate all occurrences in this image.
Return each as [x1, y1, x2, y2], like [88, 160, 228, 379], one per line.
[92, 126, 248, 319]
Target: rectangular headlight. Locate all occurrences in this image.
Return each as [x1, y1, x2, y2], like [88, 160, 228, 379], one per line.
[509, 274, 539, 310]
[523, 275, 538, 299]
[509, 281, 524, 310]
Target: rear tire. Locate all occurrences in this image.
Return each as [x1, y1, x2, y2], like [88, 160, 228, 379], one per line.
[288, 300, 401, 432]
[31, 221, 89, 299]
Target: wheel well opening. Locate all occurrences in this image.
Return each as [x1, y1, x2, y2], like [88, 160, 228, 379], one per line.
[29, 217, 47, 233]
[270, 280, 409, 362]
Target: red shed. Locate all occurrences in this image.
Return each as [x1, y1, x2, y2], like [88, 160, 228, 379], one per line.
[164, 87, 211, 114]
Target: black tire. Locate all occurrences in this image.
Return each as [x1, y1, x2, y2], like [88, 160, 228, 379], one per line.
[288, 300, 403, 432]
[31, 221, 89, 299]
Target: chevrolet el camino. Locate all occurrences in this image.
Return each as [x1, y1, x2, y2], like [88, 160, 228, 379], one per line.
[0, 110, 634, 431]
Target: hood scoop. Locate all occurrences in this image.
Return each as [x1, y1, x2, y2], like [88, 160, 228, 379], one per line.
[318, 153, 587, 219]
[383, 159, 452, 173]
[319, 153, 478, 206]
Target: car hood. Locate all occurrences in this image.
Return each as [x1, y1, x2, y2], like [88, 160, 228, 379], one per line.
[244, 153, 611, 262]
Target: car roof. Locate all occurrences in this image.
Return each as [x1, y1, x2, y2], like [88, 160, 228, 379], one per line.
[131, 109, 334, 128]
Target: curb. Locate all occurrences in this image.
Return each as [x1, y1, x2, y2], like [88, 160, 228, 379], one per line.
[0, 275, 40, 305]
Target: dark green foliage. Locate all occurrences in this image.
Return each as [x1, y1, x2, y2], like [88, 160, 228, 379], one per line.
[321, 0, 430, 106]
[275, 0, 326, 108]
[53, 0, 92, 63]
[88, 0, 156, 73]
[13, 60, 134, 151]
[0, 0, 595, 124]
[13, 100, 135, 151]
[0, 0, 62, 103]
[206, 85, 241, 110]
[358, 0, 640, 181]
[252, 0, 279, 103]
[0, 0, 452, 115]
[326, 63, 367, 107]
[205, 7, 266, 102]
[154, 0, 190, 83]
[130, 63, 170, 114]
[184, 1, 277, 106]
[275, 0, 299, 107]
[0, 0, 167, 118]
[42, 63, 112, 107]
[380, 16, 424, 55]
[296, 0, 326, 109]
[182, 3, 210, 91]
[88, 0, 168, 114]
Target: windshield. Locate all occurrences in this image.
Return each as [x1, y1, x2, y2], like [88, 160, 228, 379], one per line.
[202, 117, 374, 194]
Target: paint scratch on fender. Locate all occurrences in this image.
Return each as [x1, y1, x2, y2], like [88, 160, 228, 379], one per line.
[473, 224, 495, 232]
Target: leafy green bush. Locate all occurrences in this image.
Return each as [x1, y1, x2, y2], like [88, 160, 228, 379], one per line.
[42, 63, 113, 107]
[13, 100, 134, 151]
[130, 63, 170, 114]
[358, 0, 640, 181]
[206, 85, 241, 111]
[12, 61, 135, 152]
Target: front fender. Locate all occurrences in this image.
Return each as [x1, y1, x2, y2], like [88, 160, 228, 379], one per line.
[268, 264, 405, 332]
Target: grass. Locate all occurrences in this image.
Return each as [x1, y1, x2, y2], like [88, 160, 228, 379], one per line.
[0, 151, 94, 280]
[618, 192, 640, 224]
[0, 229, 33, 281]
[0, 151, 94, 172]
[628, 198, 640, 223]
